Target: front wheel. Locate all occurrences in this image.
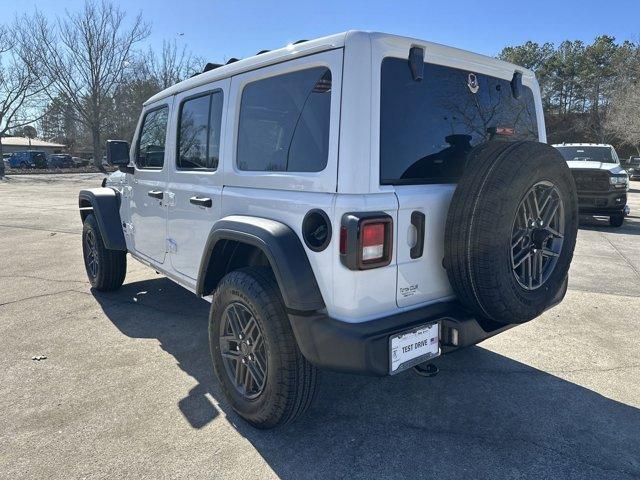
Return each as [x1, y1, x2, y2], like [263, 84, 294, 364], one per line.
[610, 214, 624, 227]
[82, 213, 126, 291]
[209, 267, 317, 429]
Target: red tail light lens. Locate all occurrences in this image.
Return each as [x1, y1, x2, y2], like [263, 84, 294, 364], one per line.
[361, 223, 385, 261]
[339, 226, 348, 255]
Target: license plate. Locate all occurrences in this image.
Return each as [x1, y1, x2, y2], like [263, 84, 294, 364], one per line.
[389, 322, 440, 374]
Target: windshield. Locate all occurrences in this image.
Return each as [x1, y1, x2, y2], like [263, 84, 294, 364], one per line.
[556, 146, 618, 164]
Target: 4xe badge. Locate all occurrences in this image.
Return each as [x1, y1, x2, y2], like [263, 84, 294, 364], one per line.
[467, 73, 479, 94]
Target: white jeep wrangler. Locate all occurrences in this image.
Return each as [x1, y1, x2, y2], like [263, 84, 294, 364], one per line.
[78, 31, 578, 428]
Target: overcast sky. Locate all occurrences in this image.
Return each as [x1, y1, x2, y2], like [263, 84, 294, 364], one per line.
[2, 0, 639, 63]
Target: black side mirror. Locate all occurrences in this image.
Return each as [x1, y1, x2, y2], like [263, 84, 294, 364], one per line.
[106, 140, 130, 166]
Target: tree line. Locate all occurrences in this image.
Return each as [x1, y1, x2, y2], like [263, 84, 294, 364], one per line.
[498, 36, 640, 156]
[2, 1, 640, 169]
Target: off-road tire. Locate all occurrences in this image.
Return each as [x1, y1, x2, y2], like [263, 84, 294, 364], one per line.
[209, 267, 317, 429]
[444, 141, 578, 324]
[82, 213, 127, 291]
[609, 213, 624, 227]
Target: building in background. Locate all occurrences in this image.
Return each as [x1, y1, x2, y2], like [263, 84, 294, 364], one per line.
[1, 137, 66, 155]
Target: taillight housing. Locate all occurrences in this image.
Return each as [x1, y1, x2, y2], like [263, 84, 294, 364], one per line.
[340, 212, 393, 270]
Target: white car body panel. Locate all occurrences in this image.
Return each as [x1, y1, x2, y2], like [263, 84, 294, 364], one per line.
[109, 30, 546, 323]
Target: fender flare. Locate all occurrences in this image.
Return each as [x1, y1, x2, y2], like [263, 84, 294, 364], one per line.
[78, 188, 126, 251]
[196, 216, 325, 312]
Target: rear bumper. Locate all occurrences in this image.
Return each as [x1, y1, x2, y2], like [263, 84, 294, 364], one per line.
[289, 303, 509, 375]
[290, 278, 568, 376]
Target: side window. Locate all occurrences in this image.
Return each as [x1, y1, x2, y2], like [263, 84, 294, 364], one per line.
[177, 91, 224, 170]
[136, 106, 169, 169]
[237, 67, 332, 172]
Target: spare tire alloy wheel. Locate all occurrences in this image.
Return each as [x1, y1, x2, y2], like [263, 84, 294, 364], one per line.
[511, 181, 564, 290]
[219, 302, 267, 400]
[444, 141, 578, 325]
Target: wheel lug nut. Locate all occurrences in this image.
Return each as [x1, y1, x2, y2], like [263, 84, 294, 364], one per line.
[241, 358, 246, 364]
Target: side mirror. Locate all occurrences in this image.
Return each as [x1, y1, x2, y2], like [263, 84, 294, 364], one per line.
[106, 140, 130, 166]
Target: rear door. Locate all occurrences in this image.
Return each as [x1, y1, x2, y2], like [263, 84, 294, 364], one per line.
[166, 79, 229, 280]
[130, 101, 172, 264]
[379, 57, 541, 307]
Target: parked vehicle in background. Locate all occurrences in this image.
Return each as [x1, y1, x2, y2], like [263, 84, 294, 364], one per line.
[625, 156, 640, 180]
[7, 150, 48, 169]
[79, 31, 579, 428]
[73, 157, 90, 167]
[554, 143, 630, 227]
[47, 154, 74, 169]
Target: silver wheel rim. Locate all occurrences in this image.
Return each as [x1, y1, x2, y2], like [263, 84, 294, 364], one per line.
[219, 302, 267, 400]
[84, 230, 99, 279]
[511, 180, 565, 290]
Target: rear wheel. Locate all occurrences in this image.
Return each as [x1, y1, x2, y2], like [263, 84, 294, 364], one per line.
[609, 213, 624, 227]
[20, 161, 28, 169]
[82, 214, 126, 291]
[444, 141, 578, 324]
[209, 267, 317, 429]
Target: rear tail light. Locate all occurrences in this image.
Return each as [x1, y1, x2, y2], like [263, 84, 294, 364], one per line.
[361, 222, 386, 261]
[340, 213, 393, 270]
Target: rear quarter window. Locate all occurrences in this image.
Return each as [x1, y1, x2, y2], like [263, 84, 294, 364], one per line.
[380, 58, 539, 185]
[236, 67, 332, 173]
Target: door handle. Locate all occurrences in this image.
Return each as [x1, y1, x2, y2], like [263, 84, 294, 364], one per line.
[189, 196, 212, 208]
[410, 211, 425, 259]
[147, 190, 164, 199]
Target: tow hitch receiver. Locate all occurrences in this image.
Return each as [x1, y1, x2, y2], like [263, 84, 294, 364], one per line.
[413, 363, 439, 377]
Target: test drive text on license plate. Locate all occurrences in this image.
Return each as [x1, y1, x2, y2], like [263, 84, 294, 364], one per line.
[389, 323, 440, 374]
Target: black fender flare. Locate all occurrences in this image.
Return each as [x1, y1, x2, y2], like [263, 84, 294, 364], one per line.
[78, 188, 126, 251]
[196, 216, 325, 312]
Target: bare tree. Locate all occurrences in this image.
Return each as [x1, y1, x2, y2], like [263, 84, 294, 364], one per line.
[141, 40, 204, 89]
[606, 75, 640, 154]
[21, 1, 149, 169]
[0, 24, 47, 159]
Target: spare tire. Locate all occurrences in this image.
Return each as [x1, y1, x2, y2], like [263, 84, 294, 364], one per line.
[444, 141, 578, 324]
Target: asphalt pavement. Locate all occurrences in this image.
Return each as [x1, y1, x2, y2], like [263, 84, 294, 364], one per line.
[1, 173, 639, 479]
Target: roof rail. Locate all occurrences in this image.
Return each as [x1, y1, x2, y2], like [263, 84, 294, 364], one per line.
[293, 39, 308, 45]
[226, 57, 240, 64]
[257, 49, 270, 55]
[203, 62, 223, 73]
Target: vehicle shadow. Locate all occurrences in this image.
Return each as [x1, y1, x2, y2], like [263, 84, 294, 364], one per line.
[93, 279, 640, 479]
[578, 214, 640, 235]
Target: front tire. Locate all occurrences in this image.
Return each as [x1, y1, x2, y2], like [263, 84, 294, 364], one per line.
[209, 267, 317, 429]
[82, 213, 126, 291]
[610, 213, 624, 227]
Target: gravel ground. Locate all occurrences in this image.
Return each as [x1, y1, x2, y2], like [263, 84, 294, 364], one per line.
[1, 174, 639, 480]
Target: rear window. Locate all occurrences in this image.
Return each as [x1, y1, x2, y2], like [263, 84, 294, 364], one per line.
[380, 58, 539, 185]
[177, 91, 224, 170]
[237, 67, 332, 172]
